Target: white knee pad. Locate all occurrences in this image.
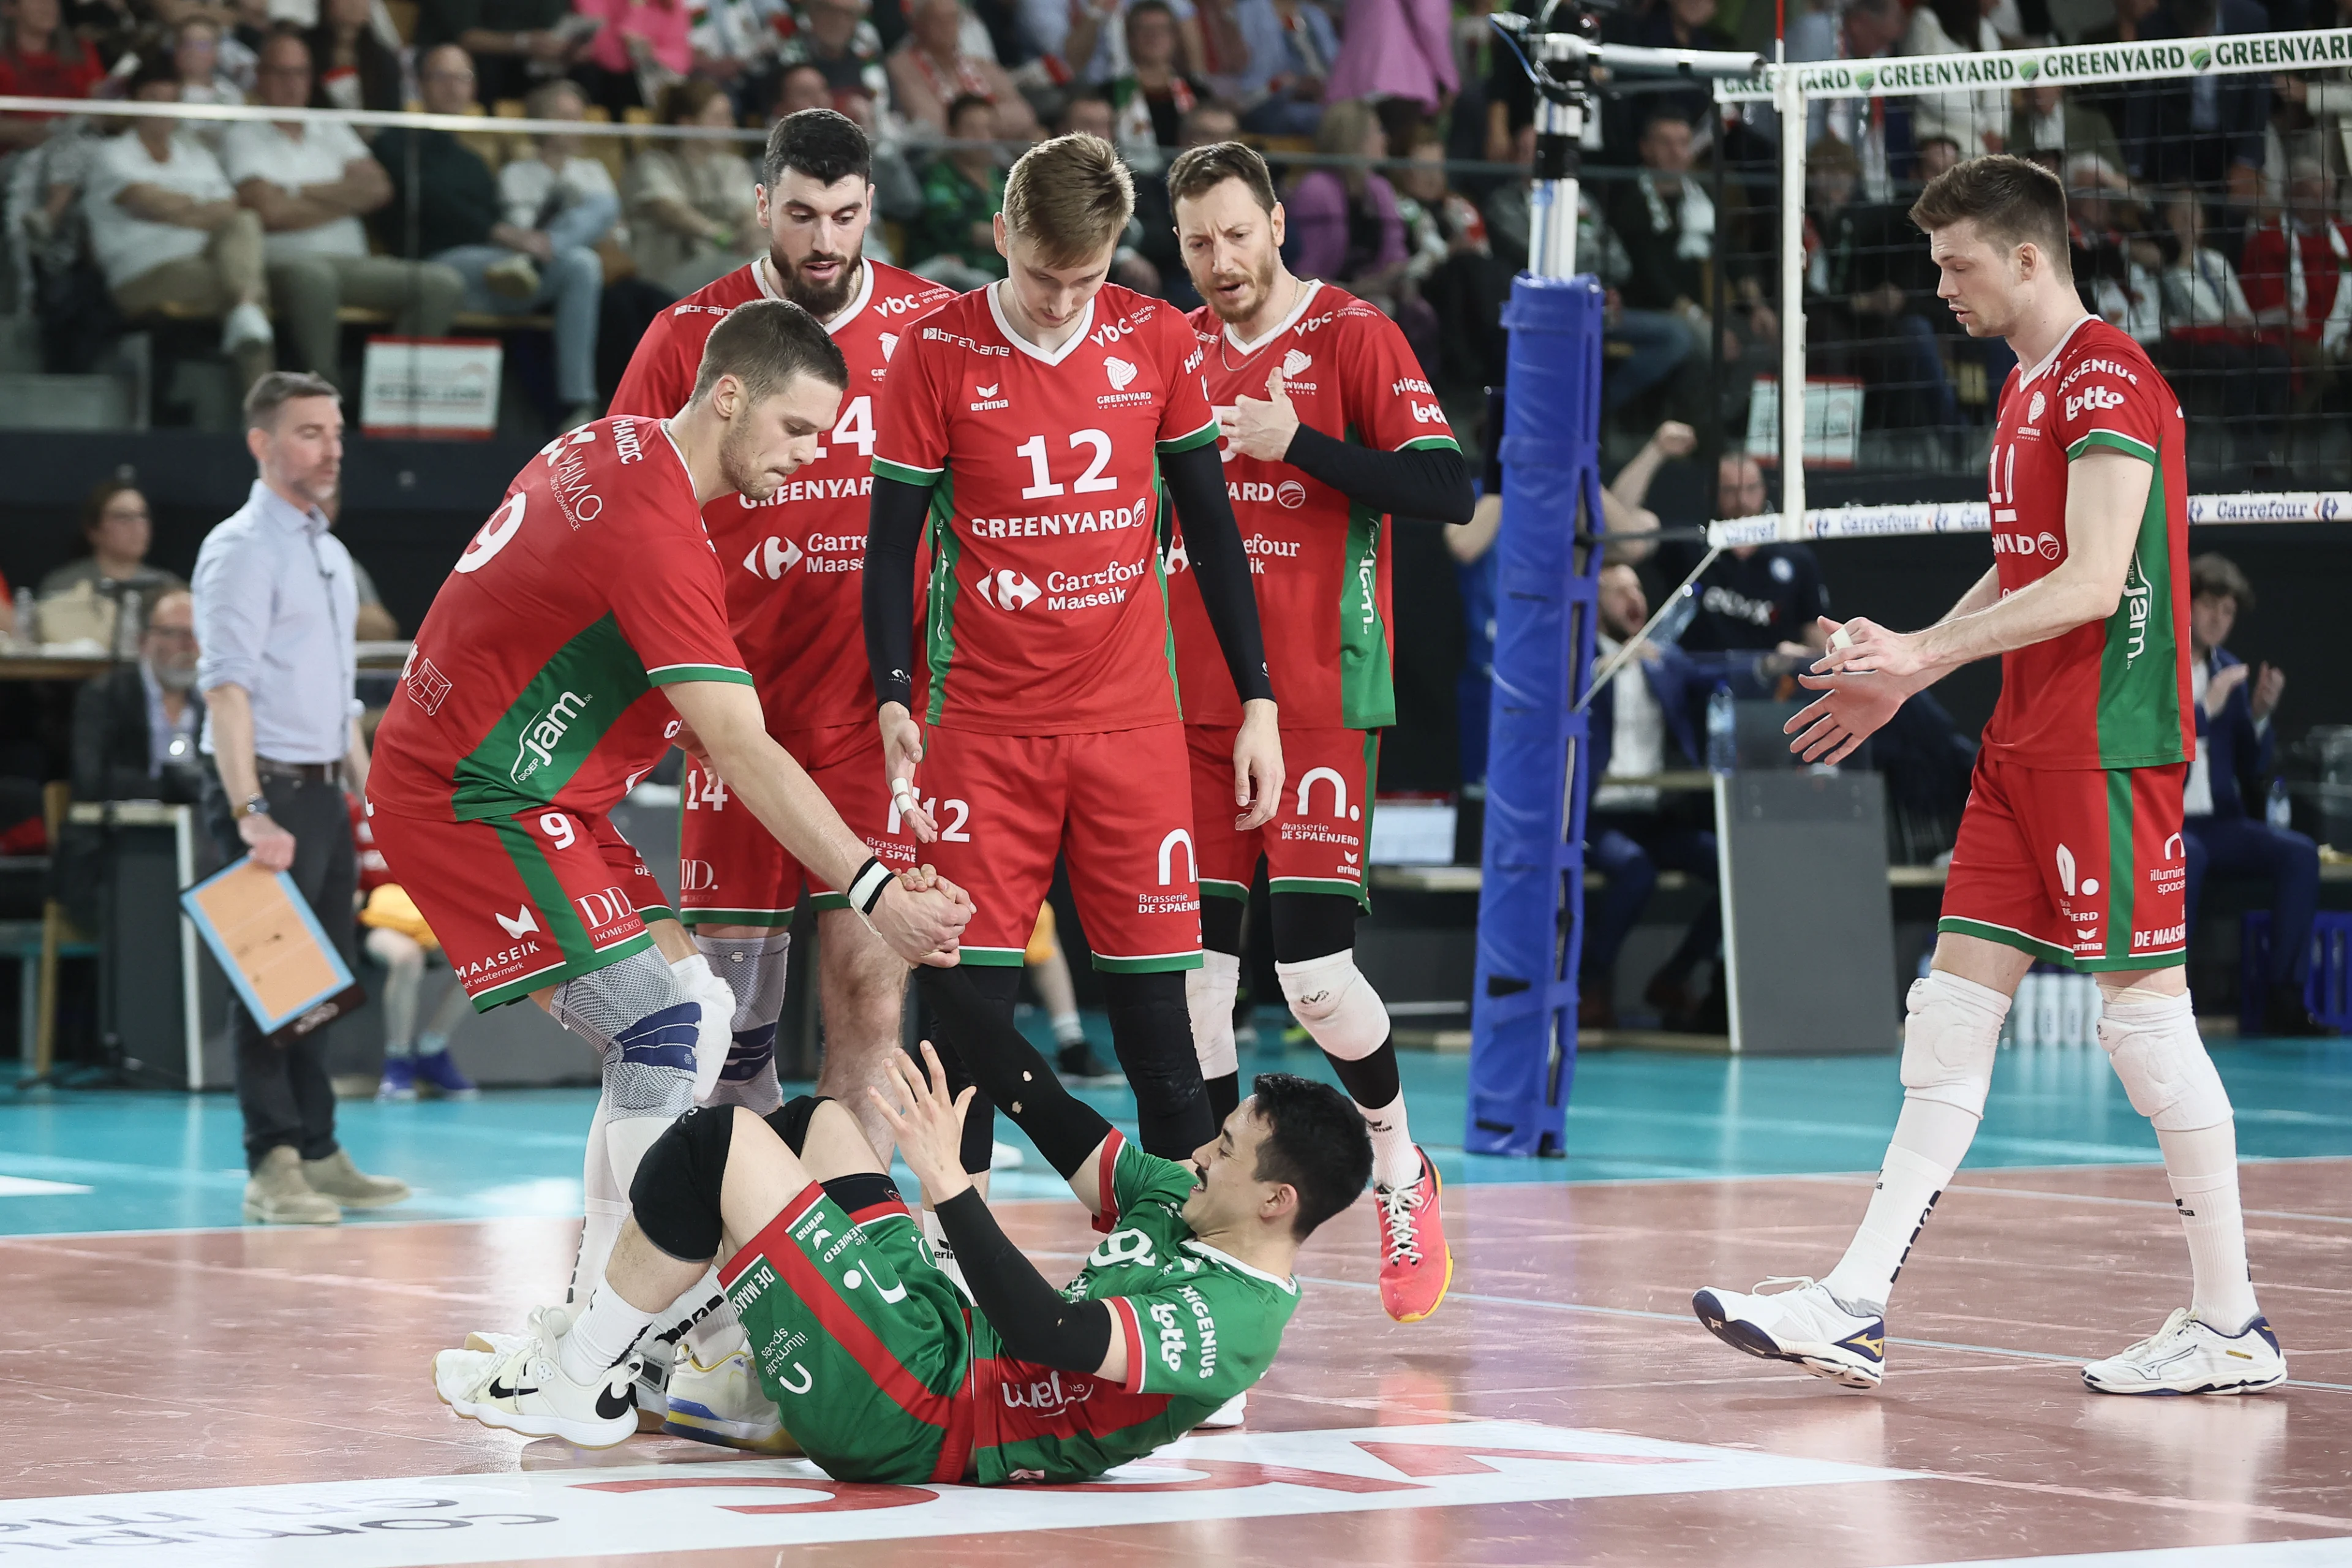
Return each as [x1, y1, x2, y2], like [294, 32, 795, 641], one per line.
[1897, 971, 2008, 1120]
[2097, 986, 2232, 1132]
[1188, 951, 1241, 1078]
[1275, 951, 1387, 1061]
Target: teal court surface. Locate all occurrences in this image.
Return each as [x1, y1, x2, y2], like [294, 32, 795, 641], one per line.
[3, 1033, 2349, 1568]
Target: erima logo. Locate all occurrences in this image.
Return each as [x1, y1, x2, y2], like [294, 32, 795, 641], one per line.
[745, 536, 803, 579]
[1280, 349, 1312, 378]
[879, 331, 899, 361]
[1104, 356, 1138, 391]
[494, 907, 538, 940]
[974, 569, 1040, 610]
[976, 383, 998, 398]
[511, 691, 591, 785]
[970, 380, 1009, 411]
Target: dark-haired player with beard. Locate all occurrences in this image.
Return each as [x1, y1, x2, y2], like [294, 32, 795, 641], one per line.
[1165, 142, 1472, 1329]
[608, 110, 954, 1451]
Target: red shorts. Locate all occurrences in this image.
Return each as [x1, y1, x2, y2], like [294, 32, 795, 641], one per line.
[364, 802, 667, 1009]
[1186, 725, 1378, 908]
[677, 722, 917, 927]
[917, 723, 1200, 972]
[1939, 751, 2188, 971]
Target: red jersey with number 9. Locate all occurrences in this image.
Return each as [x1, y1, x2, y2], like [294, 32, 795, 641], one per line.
[1166, 281, 1458, 729]
[870, 283, 1220, 734]
[368, 417, 752, 825]
[608, 258, 955, 732]
[1982, 317, 2192, 772]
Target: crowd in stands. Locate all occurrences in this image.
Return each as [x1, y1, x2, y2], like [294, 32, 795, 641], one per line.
[0, 0, 2345, 446]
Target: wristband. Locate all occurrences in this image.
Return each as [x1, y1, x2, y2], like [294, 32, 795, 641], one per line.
[847, 856, 893, 916]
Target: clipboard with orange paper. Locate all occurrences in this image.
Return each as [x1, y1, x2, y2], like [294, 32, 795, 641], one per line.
[180, 858, 366, 1042]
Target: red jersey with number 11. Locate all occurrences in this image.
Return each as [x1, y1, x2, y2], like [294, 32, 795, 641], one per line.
[870, 283, 1220, 734]
[608, 258, 955, 732]
[1982, 317, 2192, 772]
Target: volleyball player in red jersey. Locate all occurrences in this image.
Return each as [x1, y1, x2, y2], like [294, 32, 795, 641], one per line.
[1694, 156, 2284, 1397]
[1163, 142, 1474, 1325]
[864, 134, 1281, 1190]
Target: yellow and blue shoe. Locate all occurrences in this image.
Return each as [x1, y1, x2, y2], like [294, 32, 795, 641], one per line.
[663, 1343, 799, 1453]
[1692, 1276, 1887, 1390]
[2082, 1308, 2286, 1395]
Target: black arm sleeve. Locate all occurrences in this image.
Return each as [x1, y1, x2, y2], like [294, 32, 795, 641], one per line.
[862, 475, 932, 712]
[917, 967, 1115, 1178]
[1283, 425, 1477, 524]
[933, 1188, 1115, 1371]
[1159, 441, 1275, 706]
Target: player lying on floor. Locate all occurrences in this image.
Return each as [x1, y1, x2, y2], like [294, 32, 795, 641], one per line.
[432, 964, 1373, 1480]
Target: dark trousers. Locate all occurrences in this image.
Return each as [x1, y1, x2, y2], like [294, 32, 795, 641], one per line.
[202, 771, 355, 1170]
[1581, 810, 1721, 983]
[2184, 814, 2320, 986]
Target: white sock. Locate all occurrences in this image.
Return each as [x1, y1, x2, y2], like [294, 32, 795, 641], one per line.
[1188, 951, 1241, 1079]
[2157, 1121, 2261, 1333]
[1361, 1091, 1421, 1189]
[1049, 1009, 1085, 1047]
[557, 1284, 659, 1384]
[569, 1094, 620, 1305]
[1819, 1098, 1978, 1311]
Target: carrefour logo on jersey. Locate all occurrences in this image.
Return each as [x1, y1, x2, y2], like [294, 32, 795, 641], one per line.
[1229, 480, 1308, 511]
[743, 533, 867, 579]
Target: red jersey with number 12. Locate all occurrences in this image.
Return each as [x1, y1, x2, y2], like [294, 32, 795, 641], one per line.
[870, 283, 1220, 734]
[1983, 317, 2191, 771]
[608, 258, 955, 731]
[369, 418, 752, 824]
[1167, 281, 1458, 729]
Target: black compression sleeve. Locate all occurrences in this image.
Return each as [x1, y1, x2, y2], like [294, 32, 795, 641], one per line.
[862, 475, 932, 712]
[1284, 425, 1477, 524]
[933, 1188, 1115, 1371]
[917, 967, 1114, 1178]
[1160, 440, 1275, 705]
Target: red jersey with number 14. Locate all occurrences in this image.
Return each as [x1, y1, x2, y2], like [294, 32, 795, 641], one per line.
[1167, 281, 1458, 729]
[368, 418, 752, 825]
[1983, 317, 2191, 771]
[870, 283, 1220, 734]
[609, 258, 955, 731]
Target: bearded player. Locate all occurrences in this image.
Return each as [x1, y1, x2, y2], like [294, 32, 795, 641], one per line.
[602, 111, 954, 1452]
[1165, 142, 1472, 1326]
[371, 300, 970, 1421]
[1692, 156, 2285, 1396]
[865, 135, 1283, 1203]
[433, 965, 1370, 1476]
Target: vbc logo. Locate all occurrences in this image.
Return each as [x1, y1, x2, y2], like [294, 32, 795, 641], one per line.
[744, 536, 803, 579]
[974, 568, 1040, 610]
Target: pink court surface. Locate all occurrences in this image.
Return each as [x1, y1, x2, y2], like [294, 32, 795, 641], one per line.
[4, 1158, 2348, 1568]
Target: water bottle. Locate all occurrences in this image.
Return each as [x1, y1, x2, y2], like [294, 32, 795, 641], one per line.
[1706, 686, 1736, 774]
[2268, 778, 2293, 831]
[2012, 972, 2041, 1047]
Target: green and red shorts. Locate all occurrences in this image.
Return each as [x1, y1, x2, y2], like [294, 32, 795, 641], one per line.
[720, 1183, 976, 1484]
[1938, 752, 2188, 972]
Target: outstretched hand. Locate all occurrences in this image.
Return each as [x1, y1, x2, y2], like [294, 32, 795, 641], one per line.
[1786, 619, 1915, 764]
[871, 1041, 974, 1203]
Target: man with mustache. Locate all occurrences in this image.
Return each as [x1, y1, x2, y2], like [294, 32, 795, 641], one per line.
[606, 109, 956, 1452]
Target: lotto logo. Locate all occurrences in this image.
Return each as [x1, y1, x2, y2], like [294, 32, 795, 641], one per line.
[1410, 402, 1447, 424]
[2065, 385, 2125, 420]
[974, 569, 1040, 610]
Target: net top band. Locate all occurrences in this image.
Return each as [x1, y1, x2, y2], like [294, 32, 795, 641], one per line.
[1714, 25, 2352, 104]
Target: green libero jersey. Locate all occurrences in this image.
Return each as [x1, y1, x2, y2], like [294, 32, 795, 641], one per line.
[968, 1133, 1299, 1484]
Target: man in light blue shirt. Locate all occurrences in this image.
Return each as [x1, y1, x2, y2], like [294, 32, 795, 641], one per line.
[193, 370, 410, 1226]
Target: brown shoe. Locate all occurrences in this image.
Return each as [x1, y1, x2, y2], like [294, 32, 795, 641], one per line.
[244, 1146, 341, 1225]
[301, 1148, 412, 1209]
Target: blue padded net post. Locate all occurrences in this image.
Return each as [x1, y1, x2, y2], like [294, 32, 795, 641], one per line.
[1466, 273, 1608, 1157]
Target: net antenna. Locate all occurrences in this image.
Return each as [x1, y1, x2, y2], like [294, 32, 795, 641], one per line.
[1488, 4, 1763, 282]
